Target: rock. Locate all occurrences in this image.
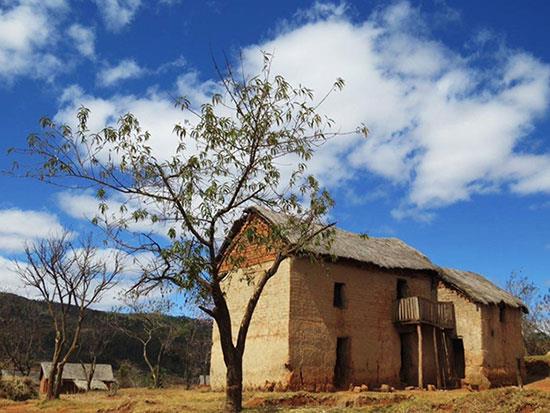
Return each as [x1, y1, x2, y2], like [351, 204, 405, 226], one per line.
[360, 384, 369, 392]
[353, 386, 362, 393]
[405, 386, 415, 391]
[379, 384, 392, 392]
[427, 384, 436, 391]
[349, 384, 355, 391]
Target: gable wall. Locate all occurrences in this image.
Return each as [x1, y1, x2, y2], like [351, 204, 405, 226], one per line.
[480, 305, 525, 386]
[209, 259, 292, 390]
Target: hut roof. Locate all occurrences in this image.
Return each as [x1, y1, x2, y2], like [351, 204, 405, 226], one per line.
[40, 362, 114, 382]
[437, 267, 528, 312]
[223, 206, 436, 272]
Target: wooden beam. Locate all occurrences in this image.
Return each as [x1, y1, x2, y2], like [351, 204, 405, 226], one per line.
[442, 331, 452, 386]
[433, 326, 442, 389]
[417, 324, 423, 389]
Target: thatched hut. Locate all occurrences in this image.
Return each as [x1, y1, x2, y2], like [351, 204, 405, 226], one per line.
[39, 362, 115, 394]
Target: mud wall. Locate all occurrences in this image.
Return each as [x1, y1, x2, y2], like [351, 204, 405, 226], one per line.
[288, 258, 437, 389]
[480, 305, 525, 386]
[209, 259, 292, 390]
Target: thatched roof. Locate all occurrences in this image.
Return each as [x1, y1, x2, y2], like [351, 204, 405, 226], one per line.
[437, 268, 528, 312]
[224, 206, 436, 272]
[40, 362, 114, 382]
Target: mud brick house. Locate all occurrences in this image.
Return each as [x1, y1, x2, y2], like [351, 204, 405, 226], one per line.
[39, 362, 115, 394]
[210, 207, 526, 391]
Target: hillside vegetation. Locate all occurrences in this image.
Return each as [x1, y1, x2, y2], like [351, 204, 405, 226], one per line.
[0, 292, 212, 386]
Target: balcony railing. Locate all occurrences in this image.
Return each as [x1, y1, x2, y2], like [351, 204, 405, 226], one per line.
[394, 296, 455, 330]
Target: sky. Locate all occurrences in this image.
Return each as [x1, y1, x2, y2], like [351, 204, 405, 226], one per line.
[0, 0, 549, 308]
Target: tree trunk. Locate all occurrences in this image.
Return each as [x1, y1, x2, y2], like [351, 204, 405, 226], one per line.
[53, 363, 65, 398]
[46, 364, 57, 401]
[224, 354, 243, 413]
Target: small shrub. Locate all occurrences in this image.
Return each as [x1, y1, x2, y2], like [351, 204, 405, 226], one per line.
[0, 377, 38, 401]
[116, 360, 148, 388]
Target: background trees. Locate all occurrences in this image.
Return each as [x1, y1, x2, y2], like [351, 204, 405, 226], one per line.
[14, 234, 122, 399]
[506, 272, 550, 355]
[114, 296, 177, 388]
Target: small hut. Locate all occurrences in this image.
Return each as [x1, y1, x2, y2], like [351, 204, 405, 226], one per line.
[39, 362, 115, 394]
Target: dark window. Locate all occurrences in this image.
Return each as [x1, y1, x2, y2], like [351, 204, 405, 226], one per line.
[333, 282, 345, 308]
[499, 303, 506, 322]
[397, 279, 409, 299]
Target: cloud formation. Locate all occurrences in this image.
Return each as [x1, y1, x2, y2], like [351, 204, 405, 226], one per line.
[0, 0, 67, 81]
[0, 208, 66, 253]
[93, 0, 142, 32]
[67, 23, 95, 58]
[97, 59, 145, 86]
[55, 1, 550, 220]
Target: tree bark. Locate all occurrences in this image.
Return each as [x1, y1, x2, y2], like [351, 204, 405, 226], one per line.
[224, 351, 243, 413]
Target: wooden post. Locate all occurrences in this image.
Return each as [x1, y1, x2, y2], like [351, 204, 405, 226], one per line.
[442, 331, 452, 386]
[433, 326, 441, 389]
[516, 358, 524, 389]
[417, 324, 423, 389]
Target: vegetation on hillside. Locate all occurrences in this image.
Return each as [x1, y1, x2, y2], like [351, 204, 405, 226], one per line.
[0, 292, 212, 386]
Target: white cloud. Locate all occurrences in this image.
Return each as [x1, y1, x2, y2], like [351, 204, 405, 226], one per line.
[93, 0, 142, 32]
[240, 1, 550, 216]
[55, 1, 550, 219]
[0, 0, 67, 81]
[0, 208, 66, 253]
[97, 59, 145, 86]
[56, 191, 171, 238]
[67, 23, 95, 58]
[0, 255, 26, 295]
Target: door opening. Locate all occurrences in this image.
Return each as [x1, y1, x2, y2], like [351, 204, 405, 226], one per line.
[334, 337, 350, 389]
[452, 338, 465, 379]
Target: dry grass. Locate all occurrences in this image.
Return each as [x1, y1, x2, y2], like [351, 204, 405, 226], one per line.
[0, 385, 548, 412]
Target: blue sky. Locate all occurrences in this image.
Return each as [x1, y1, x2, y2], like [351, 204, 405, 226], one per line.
[0, 0, 549, 305]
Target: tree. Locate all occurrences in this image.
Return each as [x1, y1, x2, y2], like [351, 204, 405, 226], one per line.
[506, 272, 550, 355]
[114, 296, 176, 388]
[13, 53, 364, 411]
[77, 315, 112, 391]
[14, 233, 122, 400]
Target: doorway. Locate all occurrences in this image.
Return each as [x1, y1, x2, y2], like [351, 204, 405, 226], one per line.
[334, 337, 350, 388]
[452, 338, 465, 379]
[400, 332, 415, 385]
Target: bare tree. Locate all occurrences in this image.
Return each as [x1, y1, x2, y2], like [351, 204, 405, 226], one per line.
[114, 296, 176, 388]
[14, 233, 122, 400]
[506, 272, 550, 355]
[13, 53, 365, 411]
[77, 316, 112, 391]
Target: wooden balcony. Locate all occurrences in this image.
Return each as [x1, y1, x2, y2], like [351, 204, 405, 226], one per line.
[394, 296, 455, 330]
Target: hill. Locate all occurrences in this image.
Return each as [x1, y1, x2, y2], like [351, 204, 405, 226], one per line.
[0, 292, 212, 386]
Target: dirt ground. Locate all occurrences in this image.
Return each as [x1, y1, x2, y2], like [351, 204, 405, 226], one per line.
[0, 381, 549, 413]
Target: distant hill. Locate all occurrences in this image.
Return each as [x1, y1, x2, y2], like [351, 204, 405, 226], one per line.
[0, 292, 212, 385]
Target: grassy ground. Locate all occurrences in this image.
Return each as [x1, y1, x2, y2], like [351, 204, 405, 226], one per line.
[0, 382, 549, 413]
